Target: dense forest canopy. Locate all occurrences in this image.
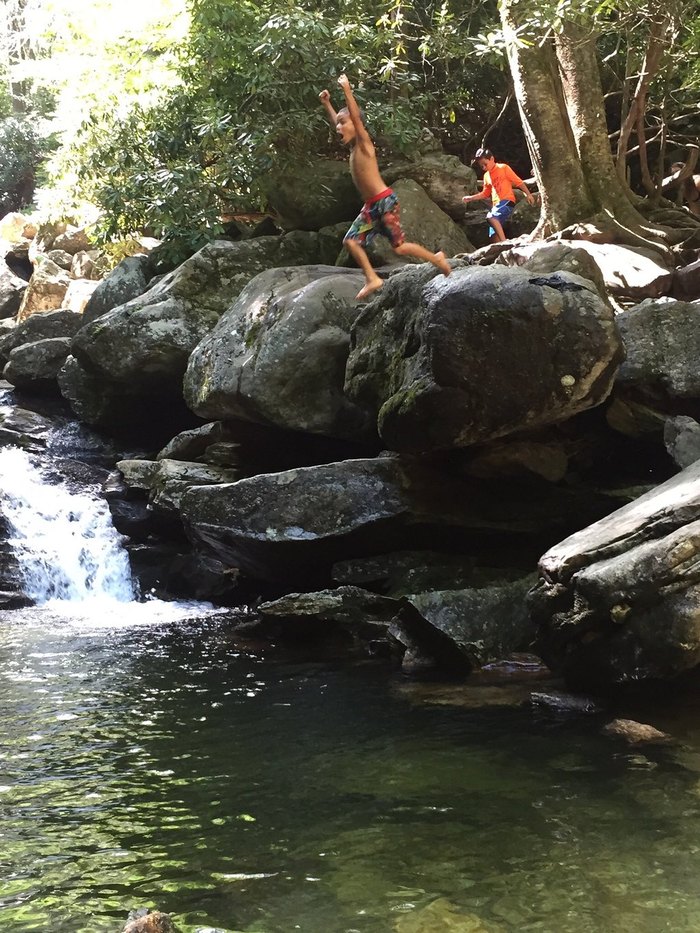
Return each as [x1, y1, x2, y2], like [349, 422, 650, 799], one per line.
[0, 0, 698, 251]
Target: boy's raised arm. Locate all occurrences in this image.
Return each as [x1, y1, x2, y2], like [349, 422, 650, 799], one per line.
[338, 74, 371, 144]
[319, 89, 338, 129]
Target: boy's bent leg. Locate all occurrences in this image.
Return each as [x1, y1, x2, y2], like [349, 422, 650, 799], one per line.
[393, 242, 451, 276]
[487, 200, 514, 243]
[344, 238, 384, 299]
[488, 218, 506, 242]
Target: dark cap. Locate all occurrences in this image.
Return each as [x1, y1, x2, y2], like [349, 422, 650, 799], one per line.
[473, 147, 493, 164]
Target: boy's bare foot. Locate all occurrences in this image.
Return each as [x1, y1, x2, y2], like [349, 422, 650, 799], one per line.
[435, 251, 451, 276]
[356, 277, 384, 300]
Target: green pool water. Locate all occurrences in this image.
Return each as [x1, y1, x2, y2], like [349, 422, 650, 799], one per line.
[2, 605, 700, 933]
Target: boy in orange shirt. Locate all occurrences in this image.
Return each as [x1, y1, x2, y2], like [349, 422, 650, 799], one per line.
[463, 147, 535, 242]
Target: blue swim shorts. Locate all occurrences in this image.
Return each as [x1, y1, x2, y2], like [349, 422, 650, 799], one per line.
[487, 198, 515, 237]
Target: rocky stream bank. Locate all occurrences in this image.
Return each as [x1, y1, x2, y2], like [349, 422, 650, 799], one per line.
[2, 151, 700, 698]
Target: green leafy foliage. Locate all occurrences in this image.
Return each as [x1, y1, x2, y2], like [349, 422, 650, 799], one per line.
[2, 0, 698, 246]
[0, 118, 42, 214]
[73, 0, 505, 248]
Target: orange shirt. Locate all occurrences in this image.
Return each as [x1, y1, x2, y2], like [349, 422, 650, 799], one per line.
[483, 163, 523, 205]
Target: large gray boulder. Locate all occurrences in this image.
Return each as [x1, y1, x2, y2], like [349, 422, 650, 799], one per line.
[3, 337, 72, 392]
[82, 255, 153, 325]
[179, 456, 606, 585]
[551, 241, 673, 299]
[664, 415, 700, 469]
[498, 240, 608, 298]
[392, 576, 537, 672]
[184, 265, 376, 443]
[258, 586, 401, 642]
[68, 234, 328, 400]
[17, 257, 70, 321]
[0, 309, 82, 367]
[0, 405, 52, 450]
[181, 456, 462, 583]
[57, 355, 141, 427]
[672, 258, 700, 301]
[345, 263, 623, 453]
[384, 153, 478, 221]
[118, 457, 239, 514]
[615, 298, 700, 403]
[263, 159, 360, 230]
[530, 458, 700, 688]
[0, 258, 28, 318]
[338, 178, 472, 268]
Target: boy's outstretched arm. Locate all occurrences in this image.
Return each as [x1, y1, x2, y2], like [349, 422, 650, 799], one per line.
[337, 74, 371, 145]
[319, 89, 338, 129]
[463, 189, 489, 203]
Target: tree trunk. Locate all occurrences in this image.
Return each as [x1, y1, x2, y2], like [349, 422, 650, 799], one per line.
[501, 1, 678, 253]
[500, 0, 594, 235]
[555, 21, 638, 219]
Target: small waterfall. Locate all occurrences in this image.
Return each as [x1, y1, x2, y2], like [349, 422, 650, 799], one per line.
[0, 446, 136, 604]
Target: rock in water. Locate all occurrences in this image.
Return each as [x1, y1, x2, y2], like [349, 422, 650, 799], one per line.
[530, 458, 700, 688]
[601, 718, 671, 744]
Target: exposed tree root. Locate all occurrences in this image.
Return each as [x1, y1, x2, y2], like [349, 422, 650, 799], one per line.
[555, 213, 673, 260]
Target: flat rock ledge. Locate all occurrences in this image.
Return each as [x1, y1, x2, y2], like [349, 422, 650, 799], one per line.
[530, 458, 700, 688]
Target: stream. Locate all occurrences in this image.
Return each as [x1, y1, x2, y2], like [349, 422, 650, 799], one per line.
[2, 398, 700, 932]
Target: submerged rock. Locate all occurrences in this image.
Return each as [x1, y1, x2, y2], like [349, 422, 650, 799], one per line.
[345, 263, 623, 453]
[394, 897, 504, 932]
[122, 910, 180, 933]
[530, 690, 603, 714]
[601, 718, 671, 744]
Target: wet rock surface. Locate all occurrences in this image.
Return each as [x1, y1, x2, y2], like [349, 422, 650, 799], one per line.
[601, 718, 672, 744]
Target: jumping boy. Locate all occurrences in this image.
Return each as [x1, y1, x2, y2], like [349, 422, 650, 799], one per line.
[463, 147, 535, 242]
[319, 74, 451, 300]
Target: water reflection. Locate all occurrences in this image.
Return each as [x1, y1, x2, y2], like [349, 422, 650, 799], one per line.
[2, 608, 700, 932]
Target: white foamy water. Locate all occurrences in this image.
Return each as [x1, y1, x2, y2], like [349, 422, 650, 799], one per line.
[10, 596, 229, 634]
[0, 446, 136, 603]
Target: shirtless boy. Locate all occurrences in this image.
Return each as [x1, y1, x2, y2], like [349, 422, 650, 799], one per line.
[319, 74, 451, 300]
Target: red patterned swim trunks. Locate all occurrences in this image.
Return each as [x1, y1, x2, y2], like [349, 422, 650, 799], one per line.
[344, 188, 406, 248]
